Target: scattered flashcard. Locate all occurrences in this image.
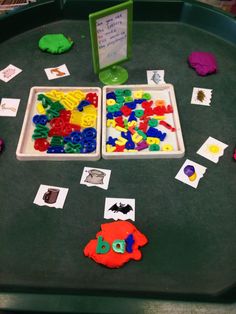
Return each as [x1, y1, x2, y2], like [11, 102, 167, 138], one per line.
[104, 198, 135, 221]
[0, 64, 22, 82]
[191, 87, 212, 106]
[197, 136, 228, 163]
[80, 167, 111, 190]
[33, 184, 69, 209]
[44, 64, 70, 80]
[175, 159, 207, 189]
[147, 70, 165, 85]
[0, 98, 20, 117]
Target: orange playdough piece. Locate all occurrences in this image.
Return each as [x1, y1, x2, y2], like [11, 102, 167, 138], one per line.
[84, 221, 148, 268]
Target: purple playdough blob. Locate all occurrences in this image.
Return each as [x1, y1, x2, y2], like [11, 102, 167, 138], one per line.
[0, 138, 4, 153]
[184, 165, 195, 177]
[188, 52, 217, 76]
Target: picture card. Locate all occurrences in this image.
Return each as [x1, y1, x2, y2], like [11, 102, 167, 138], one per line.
[104, 197, 135, 221]
[0, 98, 20, 117]
[33, 184, 69, 209]
[197, 136, 228, 163]
[191, 87, 212, 106]
[44, 64, 70, 80]
[0, 64, 22, 82]
[147, 70, 165, 85]
[80, 167, 111, 190]
[175, 159, 207, 189]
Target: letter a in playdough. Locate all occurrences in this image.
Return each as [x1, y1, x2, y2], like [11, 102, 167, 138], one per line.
[112, 240, 125, 253]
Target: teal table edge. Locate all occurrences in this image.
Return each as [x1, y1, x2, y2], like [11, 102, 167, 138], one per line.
[0, 288, 236, 312]
[0, 0, 235, 44]
[0, 0, 236, 311]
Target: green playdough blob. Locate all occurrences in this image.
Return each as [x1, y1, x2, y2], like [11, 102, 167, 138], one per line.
[38, 34, 73, 54]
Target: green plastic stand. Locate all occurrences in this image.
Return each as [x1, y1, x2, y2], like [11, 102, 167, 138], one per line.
[99, 65, 128, 85]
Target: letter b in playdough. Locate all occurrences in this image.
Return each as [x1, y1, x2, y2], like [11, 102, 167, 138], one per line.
[96, 236, 110, 253]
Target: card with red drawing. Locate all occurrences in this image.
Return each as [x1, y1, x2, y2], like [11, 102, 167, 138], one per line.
[44, 64, 70, 80]
[0, 64, 22, 82]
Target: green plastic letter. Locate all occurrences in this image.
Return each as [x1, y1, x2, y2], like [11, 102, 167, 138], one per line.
[112, 240, 125, 253]
[96, 236, 110, 254]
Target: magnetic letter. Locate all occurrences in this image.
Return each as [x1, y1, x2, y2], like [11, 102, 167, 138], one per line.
[125, 234, 135, 253]
[112, 240, 125, 253]
[96, 236, 110, 254]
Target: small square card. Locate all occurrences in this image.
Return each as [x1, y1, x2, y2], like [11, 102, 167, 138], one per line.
[0, 98, 20, 117]
[80, 167, 111, 190]
[175, 159, 207, 189]
[44, 64, 70, 80]
[0, 64, 22, 82]
[191, 87, 212, 106]
[197, 136, 228, 163]
[33, 184, 69, 209]
[104, 197, 135, 221]
[147, 70, 165, 85]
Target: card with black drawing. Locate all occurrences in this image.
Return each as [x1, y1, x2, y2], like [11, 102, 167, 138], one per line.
[80, 167, 111, 190]
[147, 70, 165, 85]
[104, 197, 135, 221]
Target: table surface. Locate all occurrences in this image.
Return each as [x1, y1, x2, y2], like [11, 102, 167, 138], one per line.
[0, 0, 236, 312]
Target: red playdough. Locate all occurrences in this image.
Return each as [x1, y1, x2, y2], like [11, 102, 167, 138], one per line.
[188, 51, 217, 76]
[84, 221, 148, 268]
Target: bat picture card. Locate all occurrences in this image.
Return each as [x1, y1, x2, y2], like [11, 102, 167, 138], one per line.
[104, 197, 135, 221]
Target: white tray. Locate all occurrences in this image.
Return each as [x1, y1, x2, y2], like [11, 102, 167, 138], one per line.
[102, 84, 185, 159]
[16, 86, 102, 161]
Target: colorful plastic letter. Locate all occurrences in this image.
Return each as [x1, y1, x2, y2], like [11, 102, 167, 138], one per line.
[96, 236, 110, 254]
[112, 240, 125, 253]
[125, 234, 135, 253]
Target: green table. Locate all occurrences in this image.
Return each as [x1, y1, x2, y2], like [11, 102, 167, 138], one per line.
[0, 0, 236, 312]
